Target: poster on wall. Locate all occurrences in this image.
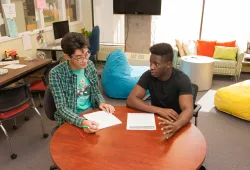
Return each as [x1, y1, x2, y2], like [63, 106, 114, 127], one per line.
[6, 18, 18, 38]
[2, 3, 16, 19]
[36, 0, 46, 9]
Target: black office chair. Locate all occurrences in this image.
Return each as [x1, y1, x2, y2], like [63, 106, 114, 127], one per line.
[191, 84, 202, 126]
[44, 87, 59, 170]
[143, 83, 201, 126]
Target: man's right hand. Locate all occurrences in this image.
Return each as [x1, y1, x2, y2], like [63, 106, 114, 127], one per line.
[81, 120, 99, 133]
[157, 108, 179, 122]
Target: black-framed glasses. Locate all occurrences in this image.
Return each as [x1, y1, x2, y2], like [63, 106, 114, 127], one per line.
[72, 50, 91, 62]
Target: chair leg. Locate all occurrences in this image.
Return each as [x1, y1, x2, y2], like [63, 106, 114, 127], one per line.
[0, 122, 17, 159]
[24, 112, 29, 121]
[195, 117, 197, 127]
[234, 75, 238, 82]
[38, 94, 43, 108]
[33, 106, 49, 138]
[50, 164, 59, 170]
[238, 73, 241, 81]
[12, 118, 18, 130]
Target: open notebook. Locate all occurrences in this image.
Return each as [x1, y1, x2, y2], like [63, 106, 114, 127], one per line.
[83, 111, 122, 129]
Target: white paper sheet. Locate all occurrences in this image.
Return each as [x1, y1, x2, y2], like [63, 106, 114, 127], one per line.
[197, 90, 217, 112]
[2, 64, 26, 69]
[22, 32, 32, 50]
[83, 111, 122, 129]
[126, 113, 156, 130]
[0, 60, 19, 65]
[2, 4, 16, 19]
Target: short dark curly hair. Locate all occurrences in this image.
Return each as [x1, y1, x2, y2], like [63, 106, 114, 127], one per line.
[149, 43, 174, 62]
[61, 32, 89, 57]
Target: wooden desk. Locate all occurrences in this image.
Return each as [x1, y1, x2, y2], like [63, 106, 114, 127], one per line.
[50, 106, 207, 170]
[0, 58, 52, 88]
[37, 45, 62, 61]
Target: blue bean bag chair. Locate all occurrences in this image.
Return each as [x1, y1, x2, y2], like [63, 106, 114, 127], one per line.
[101, 50, 149, 99]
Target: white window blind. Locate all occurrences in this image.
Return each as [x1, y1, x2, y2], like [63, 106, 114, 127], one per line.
[202, 0, 250, 42]
[151, 0, 203, 45]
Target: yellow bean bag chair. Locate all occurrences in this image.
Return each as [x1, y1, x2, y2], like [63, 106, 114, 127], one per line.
[214, 80, 250, 121]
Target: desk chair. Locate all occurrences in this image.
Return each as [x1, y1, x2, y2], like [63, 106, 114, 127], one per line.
[0, 83, 48, 159]
[89, 25, 100, 63]
[44, 87, 59, 170]
[30, 61, 60, 107]
[143, 83, 201, 126]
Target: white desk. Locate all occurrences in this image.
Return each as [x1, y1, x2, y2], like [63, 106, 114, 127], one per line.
[37, 45, 62, 61]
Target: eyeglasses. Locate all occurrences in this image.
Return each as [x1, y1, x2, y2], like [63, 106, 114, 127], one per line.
[72, 51, 91, 62]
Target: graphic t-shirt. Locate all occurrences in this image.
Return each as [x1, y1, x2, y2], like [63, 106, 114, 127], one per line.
[72, 69, 91, 114]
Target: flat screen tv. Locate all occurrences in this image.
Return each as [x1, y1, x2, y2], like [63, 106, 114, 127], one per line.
[113, 0, 161, 15]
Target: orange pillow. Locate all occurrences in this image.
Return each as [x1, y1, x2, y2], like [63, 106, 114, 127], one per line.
[197, 40, 217, 57]
[216, 40, 236, 47]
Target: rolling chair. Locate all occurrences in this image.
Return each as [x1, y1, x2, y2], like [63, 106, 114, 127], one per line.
[89, 25, 100, 63]
[143, 83, 201, 126]
[0, 83, 48, 159]
[44, 87, 59, 170]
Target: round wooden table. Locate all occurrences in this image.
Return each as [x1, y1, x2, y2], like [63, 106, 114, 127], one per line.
[50, 106, 206, 170]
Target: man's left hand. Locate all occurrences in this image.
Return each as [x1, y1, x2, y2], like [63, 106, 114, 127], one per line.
[99, 102, 115, 113]
[158, 117, 180, 139]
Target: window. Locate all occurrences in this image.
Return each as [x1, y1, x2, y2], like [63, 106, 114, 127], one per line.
[202, 0, 250, 41]
[65, 0, 77, 22]
[43, 0, 60, 27]
[11, 0, 38, 33]
[0, 0, 81, 39]
[0, 4, 6, 36]
[151, 0, 203, 45]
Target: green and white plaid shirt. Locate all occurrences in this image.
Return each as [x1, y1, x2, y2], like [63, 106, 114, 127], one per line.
[49, 60, 105, 127]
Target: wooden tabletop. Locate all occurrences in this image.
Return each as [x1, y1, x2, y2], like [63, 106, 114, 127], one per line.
[50, 106, 207, 170]
[0, 58, 52, 88]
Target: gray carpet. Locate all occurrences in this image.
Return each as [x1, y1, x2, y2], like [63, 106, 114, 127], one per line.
[0, 73, 250, 170]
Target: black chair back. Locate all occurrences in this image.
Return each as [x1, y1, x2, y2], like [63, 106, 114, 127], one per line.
[42, 61, 60, 86]
[44, 87, 56, 121]
[191, 83, 199, 104]
[0, 83, 31, 112]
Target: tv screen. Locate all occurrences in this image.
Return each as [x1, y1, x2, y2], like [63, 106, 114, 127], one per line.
[53, 20, 70, 39]
[113, 0, 161, 15]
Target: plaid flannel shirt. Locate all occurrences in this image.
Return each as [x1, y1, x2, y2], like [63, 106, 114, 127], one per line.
[49, 60, 105, 127]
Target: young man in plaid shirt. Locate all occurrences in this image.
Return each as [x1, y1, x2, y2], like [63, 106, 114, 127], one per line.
[49, 32, 115, 133]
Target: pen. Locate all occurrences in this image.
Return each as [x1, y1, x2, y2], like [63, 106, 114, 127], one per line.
[80, 126, 89, 129]
[76, 128, 84, 139]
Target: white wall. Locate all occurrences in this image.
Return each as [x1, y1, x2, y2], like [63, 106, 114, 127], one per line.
[93, 0, 124, 44]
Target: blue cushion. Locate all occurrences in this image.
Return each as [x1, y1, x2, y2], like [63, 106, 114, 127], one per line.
[101, 50, 149, 99]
